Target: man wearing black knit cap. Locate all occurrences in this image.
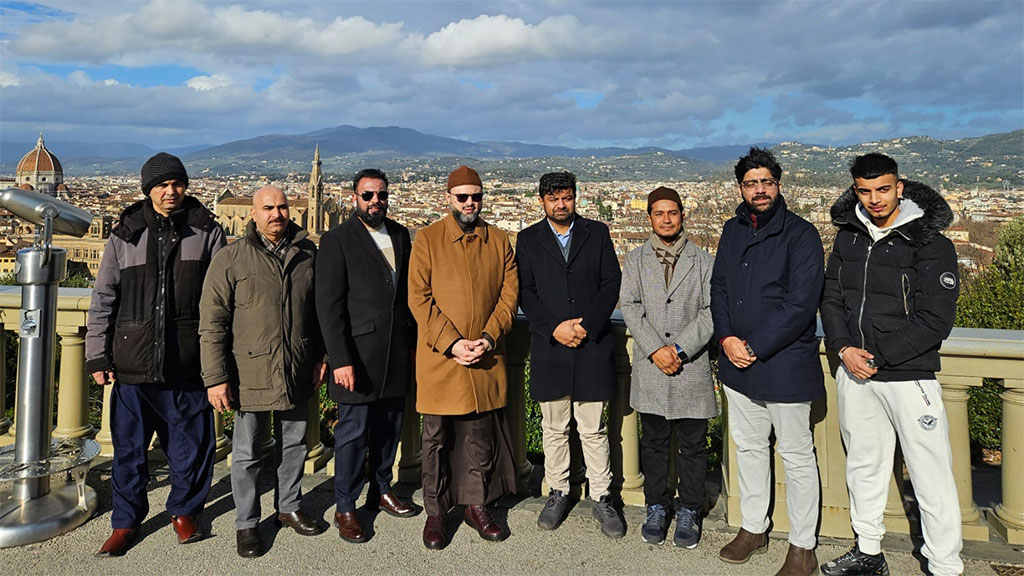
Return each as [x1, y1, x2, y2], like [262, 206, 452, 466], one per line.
[86, 152, 226, 556]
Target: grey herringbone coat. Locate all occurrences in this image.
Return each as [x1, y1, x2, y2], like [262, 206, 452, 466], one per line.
[620, 236, 717, 420]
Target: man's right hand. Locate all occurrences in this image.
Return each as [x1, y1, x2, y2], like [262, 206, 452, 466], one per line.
[650, 345, 682, 375]
[91, 370, 116, 386]
[722, 336, 757, 368]
[207, 383, 234, 414]
[842, 347, 878, 380]
[333, 365, 356, 391]
[552, 318, 585, 348]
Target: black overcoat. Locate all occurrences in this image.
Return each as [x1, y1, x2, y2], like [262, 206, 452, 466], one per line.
[316, 216, 415, 404]
[516, 216, 621, 402]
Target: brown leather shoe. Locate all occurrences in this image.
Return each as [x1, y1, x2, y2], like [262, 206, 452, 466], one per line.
[334, 511, 367, 543]
[170, 515, 204, 544]
[463, 505, 507, 541]
[719, 528, 768, 564]
[422, 514, 446, 550]
[236, 528, 263, 558]
[276, 510, 324, 536]
[95, 528, 138, 557]
[378, 492, 419, 518]
[775, 543, 818, 576]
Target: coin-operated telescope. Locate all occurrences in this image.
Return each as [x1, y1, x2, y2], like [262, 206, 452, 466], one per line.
[0, 188, 98, 547]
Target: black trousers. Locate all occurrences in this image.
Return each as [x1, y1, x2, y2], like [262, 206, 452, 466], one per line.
[640, 413, 708, 511]
[333, 396, 405, 513]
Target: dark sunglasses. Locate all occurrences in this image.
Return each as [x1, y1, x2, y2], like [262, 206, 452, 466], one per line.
[359, 190, 388, 201]
[452, 192, 483, 203]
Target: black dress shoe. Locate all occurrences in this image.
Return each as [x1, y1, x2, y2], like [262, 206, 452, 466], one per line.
[378, 492, 420, 518]
[236, 528, 263, 558]
[422, 514, 446, 550]
[276, 510, 324, 536]
[95, 528, 139, 557]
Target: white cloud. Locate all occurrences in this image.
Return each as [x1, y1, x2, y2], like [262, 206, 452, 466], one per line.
[187, 73, 232, 91]
[0, 71, 20, 87]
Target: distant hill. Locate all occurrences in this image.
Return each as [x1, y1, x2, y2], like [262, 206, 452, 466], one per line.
[1, 126, 1020, 187]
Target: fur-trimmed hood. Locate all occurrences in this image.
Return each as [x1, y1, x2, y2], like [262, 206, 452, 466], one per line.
[829, 179, 953, 247]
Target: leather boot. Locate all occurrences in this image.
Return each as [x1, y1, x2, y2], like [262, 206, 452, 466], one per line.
[775, 544, 818, 576]
[463, 505, 507, 541]
[422, 514, 446, 550]
[719, 528, 768, 564]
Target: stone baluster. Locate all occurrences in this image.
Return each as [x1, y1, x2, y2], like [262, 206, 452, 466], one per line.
[95, 383, 114, 457]
[505, 316, 533, 492]
[393, 390, 422, 484]
[992, 379, 1024, 544]
[53, 329, 94, 439]
[304, 393, 331, 473]
[213, 409, 231, 461]
[938, 376, 983, 528]
[614, 327, 643, 505]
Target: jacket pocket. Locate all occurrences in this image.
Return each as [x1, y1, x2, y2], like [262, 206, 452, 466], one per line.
[112, 322, 152, 373]
[351, 320, 375, 337]
[235, 343, 274, 390]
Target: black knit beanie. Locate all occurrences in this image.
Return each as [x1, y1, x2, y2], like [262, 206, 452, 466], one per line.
[140, 152, 189, 196]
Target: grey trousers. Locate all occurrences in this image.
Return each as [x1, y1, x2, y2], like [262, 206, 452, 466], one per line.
[231, 404, 308, 530]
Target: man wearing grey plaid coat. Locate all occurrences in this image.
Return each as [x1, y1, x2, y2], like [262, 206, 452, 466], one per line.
[620, 186, 716, 550]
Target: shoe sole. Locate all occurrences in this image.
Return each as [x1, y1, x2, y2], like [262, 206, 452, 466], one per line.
[641, 533, 667, 545]
[673, 539, 699, 549]
[719, 544, 768, 564]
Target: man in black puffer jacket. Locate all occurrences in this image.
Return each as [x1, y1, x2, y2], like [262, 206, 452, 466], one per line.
[85, 153, 226, 556]
[820, 153, 962, 576]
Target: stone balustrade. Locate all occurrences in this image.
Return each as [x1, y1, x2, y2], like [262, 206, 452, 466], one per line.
[0, 287, 1021, 544]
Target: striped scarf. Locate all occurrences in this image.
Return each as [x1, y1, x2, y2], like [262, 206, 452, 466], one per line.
[650, 232, 687, 287]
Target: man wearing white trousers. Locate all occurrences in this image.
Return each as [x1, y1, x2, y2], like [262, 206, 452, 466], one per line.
[710, 148, 825, 576]
[820, 152, 962, 576]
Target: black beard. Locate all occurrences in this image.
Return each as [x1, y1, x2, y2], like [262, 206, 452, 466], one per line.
[452, 208, 479, 226]
[547, 210, 573, 223]
[357, 205, 386, 228]
[745, 195, 775, 214]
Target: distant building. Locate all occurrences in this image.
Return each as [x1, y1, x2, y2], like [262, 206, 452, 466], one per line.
[15, 134, 67, 198]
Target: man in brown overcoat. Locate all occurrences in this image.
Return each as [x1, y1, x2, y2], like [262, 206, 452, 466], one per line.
[408, 165, 519, 550]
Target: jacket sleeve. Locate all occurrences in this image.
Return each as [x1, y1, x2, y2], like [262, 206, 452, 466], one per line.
[315, 233, 356, 367]
[84, 236, 121, 374]
[745, 223, 825, 359]
[199, 247, 235, 387]
[208, 223, 227, 256]
[408, 229, 464, 353]
[580, 225, 622, 337]
[820, 233, 855, 352]
[482, 235, 519, 343]
[674, 250, 714, 359]
[516, 234, 560, 338]
[620, 248, 666, 359]
[873, 237, 959, 368]
[710, 228, 733, 346]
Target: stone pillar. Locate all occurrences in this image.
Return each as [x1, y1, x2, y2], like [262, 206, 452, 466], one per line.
[304, 393, 331, 473]
[213, 409, 231, 461]
[504, 316, 533, 492]
[393, 390, 422, 484]
[0, 329, 10, 437]
[95, 382, 114, 457]
[53, 329, 94, 439]
[939, 378, 982, 525]
[614, 327, 643, 505]
[992, 380, 1024, 544]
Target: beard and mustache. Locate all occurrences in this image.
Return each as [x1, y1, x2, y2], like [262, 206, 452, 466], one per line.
[356, 202, 387, 228]
[452, 206, 480, 226]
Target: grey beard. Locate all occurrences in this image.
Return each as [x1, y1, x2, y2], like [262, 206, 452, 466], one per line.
[357, 206, 386, 228]
[452, 208, 479, 226]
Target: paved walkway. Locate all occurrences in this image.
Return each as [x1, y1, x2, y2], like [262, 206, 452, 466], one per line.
[4, 459, 1019, 575]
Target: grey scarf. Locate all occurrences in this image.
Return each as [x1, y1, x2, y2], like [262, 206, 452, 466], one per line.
[650, 232, 687, 287]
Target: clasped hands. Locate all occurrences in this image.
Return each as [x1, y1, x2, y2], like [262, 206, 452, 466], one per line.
[451, 338, 491, 366]
[553, 317, 587, 348]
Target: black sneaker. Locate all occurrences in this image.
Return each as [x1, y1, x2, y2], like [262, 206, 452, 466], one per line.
[821, 545, 890, 576]
[537, 489, 569, 530]
[672, 505, 701, 549]
[641, 504, 669, 545]
[591, 496, 626, 539]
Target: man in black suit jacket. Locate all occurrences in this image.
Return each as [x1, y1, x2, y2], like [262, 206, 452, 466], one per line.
[315, 169, 419, 544]
[516, 171, 625, 538]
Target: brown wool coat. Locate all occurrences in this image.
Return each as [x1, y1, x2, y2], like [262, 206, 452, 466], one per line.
[408, 214, 519, 416]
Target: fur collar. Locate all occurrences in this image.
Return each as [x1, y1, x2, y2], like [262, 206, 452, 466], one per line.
[829, 179, 953, 247]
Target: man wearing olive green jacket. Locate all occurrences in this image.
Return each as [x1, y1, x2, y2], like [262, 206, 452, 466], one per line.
[199, 186, 327, 558]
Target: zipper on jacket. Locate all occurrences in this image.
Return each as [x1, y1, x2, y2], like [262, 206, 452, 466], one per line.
[857, 242, 874, 349]
[902, 274, 911, 317]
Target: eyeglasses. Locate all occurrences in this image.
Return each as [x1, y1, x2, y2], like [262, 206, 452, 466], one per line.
[451, 192, 483, 203]
[741, 178, 779, 191]
[359, 190, 388, 202]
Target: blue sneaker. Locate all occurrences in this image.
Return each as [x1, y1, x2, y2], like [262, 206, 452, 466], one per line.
[641, 504, 669, 545]
[673, 506, 701, 549]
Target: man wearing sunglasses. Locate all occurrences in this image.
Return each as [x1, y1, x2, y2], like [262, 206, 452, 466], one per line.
[710, 147, 825, 576]
[408, 165, 519, 550]
[316, 168, 419, 544]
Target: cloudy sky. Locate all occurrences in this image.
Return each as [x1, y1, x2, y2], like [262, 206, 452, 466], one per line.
[1, 0, 1021, 150]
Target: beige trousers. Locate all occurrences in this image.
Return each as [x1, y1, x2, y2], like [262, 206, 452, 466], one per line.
[540, 397, 612, 499]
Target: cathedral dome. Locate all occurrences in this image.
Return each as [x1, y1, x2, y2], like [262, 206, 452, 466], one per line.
[15, 134, 64, 197]
[17, 135, 63, 174]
